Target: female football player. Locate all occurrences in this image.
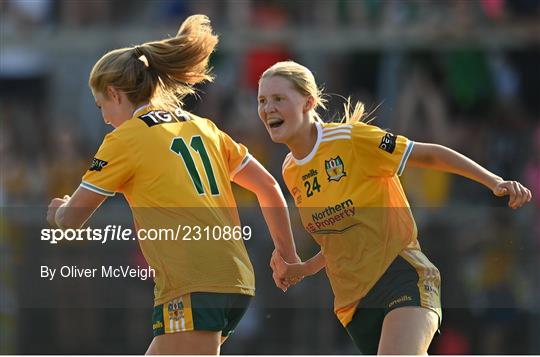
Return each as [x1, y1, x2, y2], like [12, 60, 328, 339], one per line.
[258, 61, 532, 354]
[46, 16, 299, 355]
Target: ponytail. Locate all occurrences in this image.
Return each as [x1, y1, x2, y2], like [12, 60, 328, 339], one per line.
[89, 15, 218, 111]
[341, 97, 366, 124]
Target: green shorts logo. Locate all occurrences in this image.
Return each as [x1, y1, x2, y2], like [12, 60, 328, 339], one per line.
[325, 156, 346, 182]
[152, 320, 163, 330]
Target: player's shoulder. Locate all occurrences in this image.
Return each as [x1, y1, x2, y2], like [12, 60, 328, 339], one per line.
[320, 121, 354, 131]
[102, 123, 132, 146]
[317, 121, 356, 146]
[184, 111, 207, 122]
[320, 121, 354, 143]
[105, 117, 148, 148]
[181, 112, 220, 132]
[319, 121, 393, 153]
[346, 121, 388, 139]
[282, 153, 294, 174]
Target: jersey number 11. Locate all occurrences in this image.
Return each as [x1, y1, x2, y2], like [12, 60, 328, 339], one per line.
[171, 136, 220, 195]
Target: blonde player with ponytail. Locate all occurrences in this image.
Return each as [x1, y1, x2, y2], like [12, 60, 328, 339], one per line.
[259, 61, 532, 354]
[46, 16, 300, 354]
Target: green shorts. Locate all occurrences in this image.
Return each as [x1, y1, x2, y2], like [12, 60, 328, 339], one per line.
[152, 292, 252, 337]
[345, 251, 442, 354]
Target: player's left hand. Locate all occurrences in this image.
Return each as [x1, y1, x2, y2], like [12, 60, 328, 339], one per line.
[46, 195, 70, 226]
[492, 180, 532, 209]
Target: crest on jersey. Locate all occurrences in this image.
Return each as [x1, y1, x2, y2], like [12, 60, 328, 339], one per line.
[325, 156, 346, 182]
[168, 298, 185, 322]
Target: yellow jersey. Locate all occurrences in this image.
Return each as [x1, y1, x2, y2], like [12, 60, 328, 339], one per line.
[81, 105, 255, 305]
[282, 121, 419, 320]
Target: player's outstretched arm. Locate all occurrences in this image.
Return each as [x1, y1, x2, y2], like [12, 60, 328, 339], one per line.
[233, 158, 301, 291]
[233, 158, 300, 263]
[271, 250, 326, 281]
[47, 186, 108, 228]
[408, 142, 532, 209]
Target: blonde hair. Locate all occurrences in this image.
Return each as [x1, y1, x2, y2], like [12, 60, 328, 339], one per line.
[89, 15, 218, 112]
[260, 60, 365, 124]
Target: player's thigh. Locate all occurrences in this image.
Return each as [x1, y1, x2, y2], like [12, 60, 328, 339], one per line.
[377, 306, 439, 355]
[146, 330, 221, 355]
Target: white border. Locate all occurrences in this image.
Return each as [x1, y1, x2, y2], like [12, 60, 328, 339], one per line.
[292, 122, 323, 166]
[80, 181, 116, 196]
[397, 140, 415, 176]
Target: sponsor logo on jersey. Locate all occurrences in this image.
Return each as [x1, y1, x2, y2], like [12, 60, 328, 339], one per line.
[139, 110, 178, 127]
[379, 133, 397, 153]
[302, 169, 318, 181]
[89, 158, 108, 171]
[325, 156, 346, 182]
[306, 199, 357, 234]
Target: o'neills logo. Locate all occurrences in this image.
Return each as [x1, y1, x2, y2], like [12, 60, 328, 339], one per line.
[306, 199, 356, 234]
[302, 169, 318, 181]
[388, 295, 412, 308]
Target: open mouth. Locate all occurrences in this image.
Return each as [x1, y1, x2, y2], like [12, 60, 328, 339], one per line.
[268, 118, 284, 129]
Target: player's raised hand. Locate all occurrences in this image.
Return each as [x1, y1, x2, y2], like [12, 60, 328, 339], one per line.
[493, 180, 532, 209]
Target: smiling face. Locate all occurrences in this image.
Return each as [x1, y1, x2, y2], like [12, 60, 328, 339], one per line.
[257, 75, 312, 145]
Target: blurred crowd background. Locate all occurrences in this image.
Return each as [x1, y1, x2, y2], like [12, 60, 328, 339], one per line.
[1, 0, 539, 354]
